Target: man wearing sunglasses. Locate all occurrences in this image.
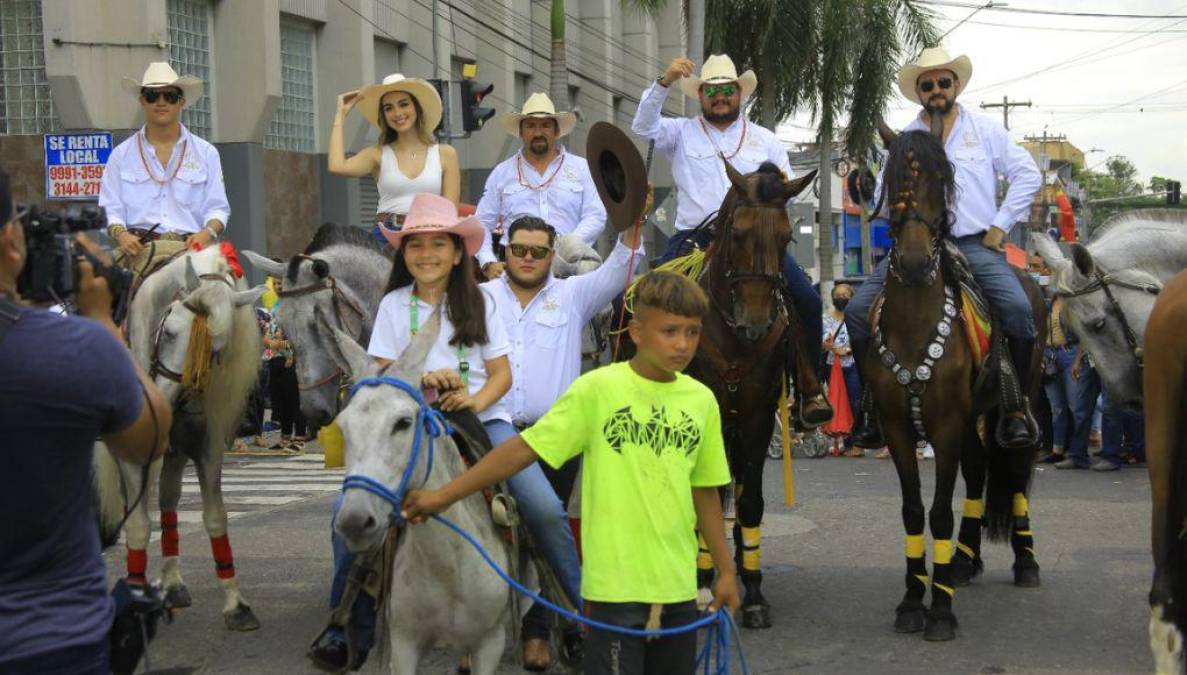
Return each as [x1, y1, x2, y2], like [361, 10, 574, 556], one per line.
[99, 62, 230, 273]
[844, 46, 1043, 450]
[632, 53, 831, 427]
[481, 215, 643, 668]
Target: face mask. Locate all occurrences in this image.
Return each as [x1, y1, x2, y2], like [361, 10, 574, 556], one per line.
[833, 297, 849, 311]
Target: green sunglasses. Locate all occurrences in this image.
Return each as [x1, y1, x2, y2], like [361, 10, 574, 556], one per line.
[702, 83, 737, 99]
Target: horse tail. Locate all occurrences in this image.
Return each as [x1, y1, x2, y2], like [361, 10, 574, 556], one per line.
[92, 442, 126, 549]
[983, 411, 1038, 542]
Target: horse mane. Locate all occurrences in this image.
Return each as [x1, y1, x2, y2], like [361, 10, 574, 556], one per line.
[288, 222, 385, 281]
[881, 130, 957, 239]
[714, 162, 792, 279]
[1091, 208, 1187, 243]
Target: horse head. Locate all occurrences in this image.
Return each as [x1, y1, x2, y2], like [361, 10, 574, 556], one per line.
[1033, 232, 1159, 411]
[327, 308, 442, 553]
[882, 130, 955, 287]
[716, 160, 816, 341]
[243, 249, 371, 429]
[152, 254, 264, 404]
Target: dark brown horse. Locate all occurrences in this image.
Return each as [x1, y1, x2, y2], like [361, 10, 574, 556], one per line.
[862, 130, 1046, 641]
[1145, 268, 1187, 673]
[618, 161, 816, 628]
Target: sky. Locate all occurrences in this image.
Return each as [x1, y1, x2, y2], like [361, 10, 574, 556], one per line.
[775, 0, 1187, 187]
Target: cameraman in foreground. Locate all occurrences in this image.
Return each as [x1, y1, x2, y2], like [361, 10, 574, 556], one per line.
[0, 168, 172, 674]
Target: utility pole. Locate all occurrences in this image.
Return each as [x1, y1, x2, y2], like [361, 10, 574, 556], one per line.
[980, 95, 1031, 131]
[1024, 130, 1068, 235]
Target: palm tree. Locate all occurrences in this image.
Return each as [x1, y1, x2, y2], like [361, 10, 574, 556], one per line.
[549, 0, 569, 110]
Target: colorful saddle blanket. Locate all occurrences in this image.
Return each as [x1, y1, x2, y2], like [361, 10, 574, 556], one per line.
[869, 280, 993, 374]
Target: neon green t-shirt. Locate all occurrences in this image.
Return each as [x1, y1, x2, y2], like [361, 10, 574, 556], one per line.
[523, 361, 730, 603]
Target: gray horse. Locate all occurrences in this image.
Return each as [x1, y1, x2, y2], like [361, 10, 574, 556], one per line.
[1033, 209, 1187, 410]
[323, 310, 513, 675]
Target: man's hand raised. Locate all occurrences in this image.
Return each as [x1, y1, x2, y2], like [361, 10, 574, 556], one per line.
[660, 57, 695, 87]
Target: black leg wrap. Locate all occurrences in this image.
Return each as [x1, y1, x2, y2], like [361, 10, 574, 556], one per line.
[739, 570, 771, 629]
[1011, 515, 1041, 587]
[925, 562, 958, 642]
[951, 517, 984, 586]
[896, 556, 928, 634]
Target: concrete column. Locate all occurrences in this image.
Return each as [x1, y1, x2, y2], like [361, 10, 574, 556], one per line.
[319, 161, 360, 227]
[316, 0, 374, 153]
[218, 142, 270, 280]
[41, 0, 169, 130]
[211, 0, 282, 143]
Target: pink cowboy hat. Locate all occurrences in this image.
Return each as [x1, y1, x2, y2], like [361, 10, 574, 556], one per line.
[381, 193, 485, 255]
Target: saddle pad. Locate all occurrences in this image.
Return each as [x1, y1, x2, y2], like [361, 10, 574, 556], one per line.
[960, 285, 992, 372]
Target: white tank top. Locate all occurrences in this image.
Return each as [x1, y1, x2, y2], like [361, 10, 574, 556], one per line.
[376, 144, 443, 215]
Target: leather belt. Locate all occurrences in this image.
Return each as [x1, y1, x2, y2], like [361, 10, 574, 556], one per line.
[129, 227, 186, 242]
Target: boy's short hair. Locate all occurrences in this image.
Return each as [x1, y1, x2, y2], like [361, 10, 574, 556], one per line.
[632, 270, 708, 319]
[508, 215, 556, 246]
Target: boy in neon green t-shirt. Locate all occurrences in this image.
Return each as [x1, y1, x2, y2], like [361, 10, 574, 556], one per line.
[403, 271, 739, 674]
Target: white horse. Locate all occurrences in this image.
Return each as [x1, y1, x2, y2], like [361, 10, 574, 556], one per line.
[96, 245, 264, 630]
[322, 309, 512, 675]
[1033, 209, 1187, 410]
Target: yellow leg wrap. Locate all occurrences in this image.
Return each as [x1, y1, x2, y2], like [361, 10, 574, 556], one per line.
[962, 498, 985, 519]
[957, 542, 975, 558]
[934, 540, 954, 565]
[1012, 493, 1029, 517]
[914, 573, 930, 587]
[905, 534, 926, 559]
[741, 526, 761, 571]
[933, 582, 955, 598]
[742, 548, 761, 571]
[697, 533, 713, 570]
[1015, 530, 1033, 537]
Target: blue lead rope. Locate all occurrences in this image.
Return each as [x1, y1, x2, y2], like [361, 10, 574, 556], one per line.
[339, 375, 750, 674]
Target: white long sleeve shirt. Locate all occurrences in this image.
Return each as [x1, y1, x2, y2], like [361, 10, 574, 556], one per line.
[900, 104, 1040, 236]
[631, 82, 793, 230]
[484, 238, 643, 425]
[473, 147, 607, 267]
[98, 124, 230, 234]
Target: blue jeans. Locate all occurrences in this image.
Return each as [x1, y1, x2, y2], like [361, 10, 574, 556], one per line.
[328, 419, 582, 647]
[1100, 393, 1145, 464]
[657, 227, 824, 373]
[0, 640, 109, 675]
[1065, 360, 1102, 466]
[1044, 345, 1078, 449]
[846, 235, 1037, 342]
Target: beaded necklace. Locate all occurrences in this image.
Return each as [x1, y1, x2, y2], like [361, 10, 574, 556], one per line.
[136, 131, 188, 185]
[517, 151, 566, 191]
[698, 116, 747, 160]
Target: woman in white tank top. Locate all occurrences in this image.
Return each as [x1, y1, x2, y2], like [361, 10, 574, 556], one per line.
[328, 73, 460, 231]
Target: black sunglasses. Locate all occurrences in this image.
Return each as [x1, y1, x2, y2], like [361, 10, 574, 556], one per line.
[141, 89, 183, 104]
[508, 243, 552, 260]
[918, 77, 953, 94]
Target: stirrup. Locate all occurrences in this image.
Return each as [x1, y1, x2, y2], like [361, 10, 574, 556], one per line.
[995, 397, 1039, 449]
[491, 492, 519, 528]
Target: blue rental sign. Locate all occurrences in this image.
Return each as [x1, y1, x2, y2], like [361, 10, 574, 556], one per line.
[44, 131, 114, 200]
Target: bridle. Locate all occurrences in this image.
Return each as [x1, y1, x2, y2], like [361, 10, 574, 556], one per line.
[1056, 267, 1161, 369]
[886, 170, 947, 288]
[277, 255, 368, 393]
[149, 272, 235, 387]
[708, 200, 790, 334]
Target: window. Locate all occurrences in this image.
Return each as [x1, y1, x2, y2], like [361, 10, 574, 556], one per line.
[0, 0, 58, 134]
[266, 19, 316, 152]
[167, 0, 214, 136]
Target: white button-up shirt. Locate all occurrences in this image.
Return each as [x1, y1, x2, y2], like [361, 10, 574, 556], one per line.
[632, 82, 793, 231]
[99, 124, 231, 235]
[900, 104, 1040, 236]
[484, 238, 643, 425]
[474, 147, 607, 267]
[367, 285, 512, 424]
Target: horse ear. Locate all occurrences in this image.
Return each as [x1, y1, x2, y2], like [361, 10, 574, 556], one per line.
[184, 257, 201, 292]
[317, 306, 374, 382]
[242, 250, 287, 278]
[783, 169, 818, 200]
[392, 307, 441, 382]
[722, 157, 748, 194]
[1070, 243, 1095, 278]
[233, 285, 267, 307]
[1031, 232, 1065, 267]
[877, 119, 898, 150]
[312, 259, 330, 279]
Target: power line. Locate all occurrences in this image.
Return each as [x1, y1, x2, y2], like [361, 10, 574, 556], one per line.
[957, 17, 1187, 33]
[1013, 76, 1187, 131]
[923, 0, 1187, 19]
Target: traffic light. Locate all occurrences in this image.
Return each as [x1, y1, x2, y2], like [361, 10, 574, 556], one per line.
[460, 78, 495, 133]
[1168, 180, 1182, 206]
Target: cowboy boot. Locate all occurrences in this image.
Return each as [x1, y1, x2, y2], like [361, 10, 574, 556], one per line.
[849, 338, 885, 449]
[792, 326, 832, 429]
[997, 337, 1039, 449]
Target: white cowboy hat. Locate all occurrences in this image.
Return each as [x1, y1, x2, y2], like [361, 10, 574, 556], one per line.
[499, 93, 577, 138]
[897, 47, 973, 105]
[680, 54, 757, 101]
[355, 73, 443, 133]
[121, 62, 203, 108]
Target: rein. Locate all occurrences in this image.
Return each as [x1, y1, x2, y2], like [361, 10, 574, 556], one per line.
[277, 256, 368, 392]
[1057, 267, 1162, 368]
[707, 201, 789, 332]
[148, 272, 235, 387]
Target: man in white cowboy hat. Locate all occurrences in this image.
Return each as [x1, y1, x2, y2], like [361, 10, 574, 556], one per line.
[632, 53, 831, 426]
[99, 62, 230, 271]
[473, 92, 607, 279]
[843, 46, 1042, 450]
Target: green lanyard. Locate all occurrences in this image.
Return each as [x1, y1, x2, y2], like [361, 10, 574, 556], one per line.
[410, 295, 469, 387]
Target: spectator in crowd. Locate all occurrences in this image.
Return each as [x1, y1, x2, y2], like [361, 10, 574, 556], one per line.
[1055, 343, 1102, 470]
[263, 286, 306, 452]
[823, 282, 863, 457]
[1094, 393, 1145, 471]
[1042, 295, 1078, 464]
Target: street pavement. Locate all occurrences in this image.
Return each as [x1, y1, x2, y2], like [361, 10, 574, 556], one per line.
[105, 447, 1154, 674]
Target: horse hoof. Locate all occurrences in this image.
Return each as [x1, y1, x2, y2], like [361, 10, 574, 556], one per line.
[224, 603, 261, 631]
[741, 604, 772, 629]
[894, 607, 925, 634]
[1013, 564, 1041, 588]
[924, 614, 957, 641]
[951, 557, 983, 587]
[165, 585, 192, 609]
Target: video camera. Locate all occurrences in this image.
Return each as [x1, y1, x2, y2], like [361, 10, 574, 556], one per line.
[15, 203, 133, 323]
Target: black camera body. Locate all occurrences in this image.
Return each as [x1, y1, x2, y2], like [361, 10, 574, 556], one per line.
[16, 203, 133, 323]
[108, 578, 172, 675]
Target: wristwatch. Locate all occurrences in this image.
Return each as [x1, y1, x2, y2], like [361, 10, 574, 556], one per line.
[656, 75, 670, 87]
[108, 224, 128, 239]
[205, 225, 220, 240]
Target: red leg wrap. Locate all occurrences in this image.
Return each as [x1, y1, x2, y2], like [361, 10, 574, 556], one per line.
[209, 534, 236, 580]
[127, 547, 147, 585]
[161, 511, 180, 558]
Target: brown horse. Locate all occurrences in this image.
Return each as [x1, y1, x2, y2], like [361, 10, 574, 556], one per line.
[1145, 268, 1187, 673]
[861, 130, 1046, 641]
[618, 161, 816, 628]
